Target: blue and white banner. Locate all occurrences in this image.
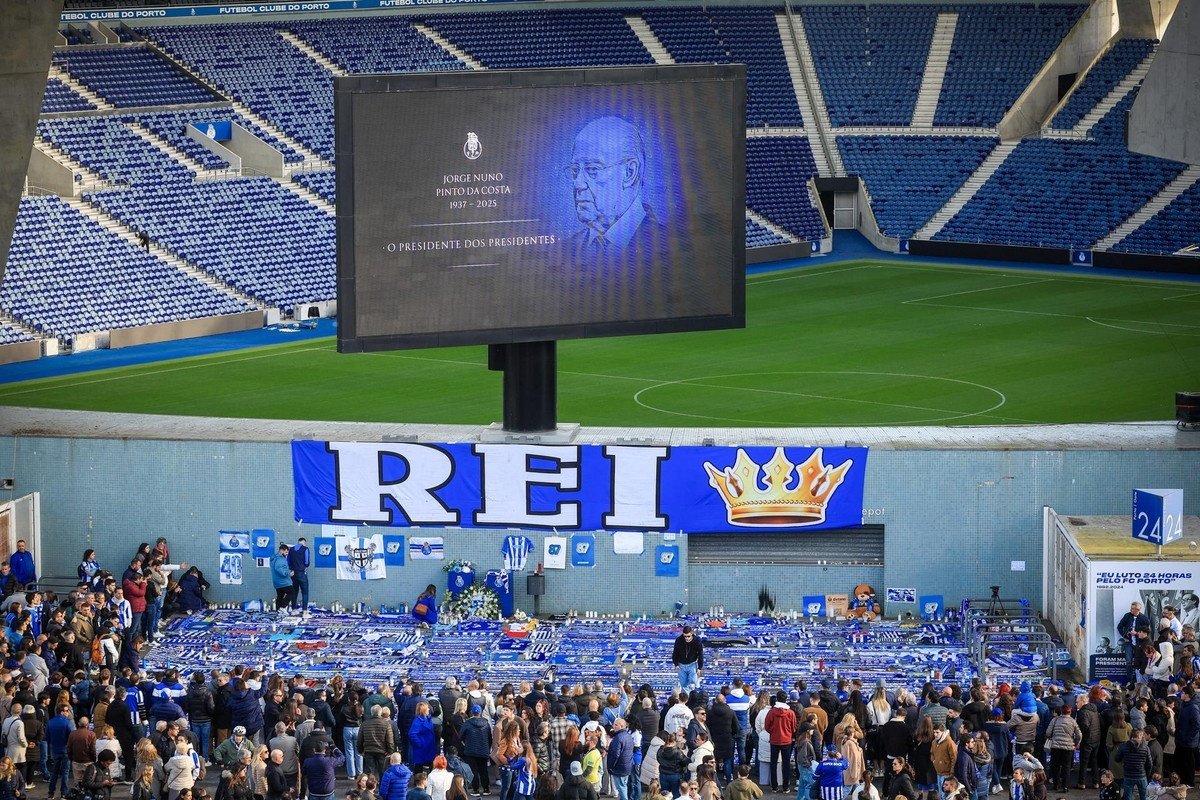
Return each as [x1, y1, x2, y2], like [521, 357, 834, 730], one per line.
[251, 529, 275, 559]
[335, 534, 387, 581]
[314, 537, 336, 569]
[802, 595, 826, 617]
[409, 536, 445, 560]
[64, 0, 524, 22]
[219, 531, 251, 553]
[383, 535, 406, 566]
[570, 534, 595, 568]
[293, 442, 868, 534]
[655, 545, 679, 577]
[192, 120, 232, 142]
[886, 587, 916, 604]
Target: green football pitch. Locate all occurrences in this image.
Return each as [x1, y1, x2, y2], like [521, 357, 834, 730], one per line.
[3, 259, 1198, 427]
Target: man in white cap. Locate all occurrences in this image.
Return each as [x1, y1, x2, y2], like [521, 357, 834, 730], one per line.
[213, 726, 249, 770]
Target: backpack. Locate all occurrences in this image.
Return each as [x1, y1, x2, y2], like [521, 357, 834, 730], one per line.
[91, 635, 104, 665]
[0, 718, 12, 749]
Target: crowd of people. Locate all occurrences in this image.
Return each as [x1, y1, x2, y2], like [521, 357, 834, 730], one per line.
[0, 543, 1197, 800]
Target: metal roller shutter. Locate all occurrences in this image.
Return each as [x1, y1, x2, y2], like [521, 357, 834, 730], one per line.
[686, 525, 884, 566]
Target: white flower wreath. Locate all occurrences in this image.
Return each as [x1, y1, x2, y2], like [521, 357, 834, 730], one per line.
[442, 584, 502, 620]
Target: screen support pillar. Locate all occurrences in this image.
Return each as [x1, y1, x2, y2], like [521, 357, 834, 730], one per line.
[495, 341, 557, 433]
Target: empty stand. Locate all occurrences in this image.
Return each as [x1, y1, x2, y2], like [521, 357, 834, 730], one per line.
[745, 137, 826, 242]
[130, 110, 237, 173]
[37, 117, 196, 186]
[593, 7, 806, 129]
[1109, 174, 1200, 255]
[293, 171, 335, 206]
[801, 5, 938, 127]
[287, 17, 464, 75]
[424, 9, 654, 70]
[839, 135, 996, 238]
[912, 12, 958, 127]
[934, 134, 1185, 249]
[935, 4, 1086, 128]
[1049, 39, 1157, 132]
[52, 45, 221, 108]
[2, 196, 255, 341]
[146, 24, 335, 160]
[40, 78, 95, 114]
[87, 177, 335, 314]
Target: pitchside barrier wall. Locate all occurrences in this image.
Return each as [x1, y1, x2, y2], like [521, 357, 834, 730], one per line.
[910, 240, 1200, 276]
[0, 413, 1194, 616]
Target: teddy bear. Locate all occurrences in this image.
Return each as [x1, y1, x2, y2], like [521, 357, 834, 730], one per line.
[847, 583, 881, 620]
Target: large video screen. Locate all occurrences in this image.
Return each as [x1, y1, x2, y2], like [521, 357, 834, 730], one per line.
[335, 65, 745, 352]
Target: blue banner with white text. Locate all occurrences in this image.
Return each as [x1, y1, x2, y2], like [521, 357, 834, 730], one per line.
[292, 441, 868, 534]
[63, 0, 523, 22]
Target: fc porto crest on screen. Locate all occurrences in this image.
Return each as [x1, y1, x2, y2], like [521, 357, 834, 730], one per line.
[463, 132, 482, 160]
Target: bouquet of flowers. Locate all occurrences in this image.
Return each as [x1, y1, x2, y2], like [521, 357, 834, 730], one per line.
[443, 584, 502, 620]
[443, 559, 475, 573]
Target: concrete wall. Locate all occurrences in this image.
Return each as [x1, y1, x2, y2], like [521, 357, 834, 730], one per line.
[0, 434, 1195, 617]
[229, 123, 284, 178]
[0, 0, 67, 281]
[25, 148, 76, 198]
[108, 310, 263, 349]
[0, 340, 40, 366]
[999, 0, 1120, 139]
[1129, 0, 1200, 166]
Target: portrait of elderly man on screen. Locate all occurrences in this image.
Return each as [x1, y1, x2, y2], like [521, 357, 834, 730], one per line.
[565, 116, 663, 257]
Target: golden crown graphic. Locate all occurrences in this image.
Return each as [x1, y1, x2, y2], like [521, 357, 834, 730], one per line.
[703, 447, 853, 527]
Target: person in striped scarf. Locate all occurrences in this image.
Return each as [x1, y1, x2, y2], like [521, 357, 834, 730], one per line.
[814, 747, 849, 800]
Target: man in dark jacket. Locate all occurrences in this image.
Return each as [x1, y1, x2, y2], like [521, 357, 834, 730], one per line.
[1115, 729, 1154, 798]
[1176, 686, 1200, 786]
[229, 679, 268, 744]
[302, 741, 345, 800]
[1076, 695, 1102, 789]
[607, 719, 635, 800]
[632, 698, 658, 755]
[460, 705, 493, 796]
[187, 671, 215, 761]
[708, 694, 740, 782]
[361, 706, 396, 781]
[266, 749, 292, 800]
[672, 627, 703, 692]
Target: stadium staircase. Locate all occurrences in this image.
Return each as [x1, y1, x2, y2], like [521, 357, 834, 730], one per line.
[413, 23, 485, 71]
[1046, 46, 1157, 138]
[912, 12, 958, 127]
[278, 30, 348, 77]
[0, 311, 41, 345]
[1094, 165, 1200, 250]
[62, 197, 266, 312]
[124, 121, 234, 181]
[282, 178, 336, 216]
[775, 11, 841, 177]
[624, 17, 675, 65]
[914, 140, 1018, 239]
[47, 62, 113, 111]
[745, 209, 799, 244]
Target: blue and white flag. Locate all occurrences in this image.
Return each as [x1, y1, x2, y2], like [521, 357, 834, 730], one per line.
[409, 536, 444, 560]
[251, 529, 275, 559]
[383, 535, 405, 566]
[570, 534, 595, 568]
[335, 534, 387, 581]
[219, 530, 251, 553]
[486, 569, 515, 617]
[502, 535, 533, 572]
[886, 587, 916, 603]
[655, 545, 679, 577]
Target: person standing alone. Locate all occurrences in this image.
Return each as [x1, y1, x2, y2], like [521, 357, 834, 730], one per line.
[289, 538, 311, 613]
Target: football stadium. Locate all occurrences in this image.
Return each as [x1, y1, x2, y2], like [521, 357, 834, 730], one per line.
[0, 0, 1196, 799]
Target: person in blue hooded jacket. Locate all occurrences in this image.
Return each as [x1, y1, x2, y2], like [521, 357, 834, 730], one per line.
[270, 544, 294, 611]
[413, 585, 438, 626]
[229, 677, 268, 743]
[409, 701, 438, 770]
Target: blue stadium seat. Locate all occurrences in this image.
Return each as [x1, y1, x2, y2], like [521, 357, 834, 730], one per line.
[52, 46, 220, 108]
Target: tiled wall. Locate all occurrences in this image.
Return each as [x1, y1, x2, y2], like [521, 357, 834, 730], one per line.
[0, 436, 1194, 616]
